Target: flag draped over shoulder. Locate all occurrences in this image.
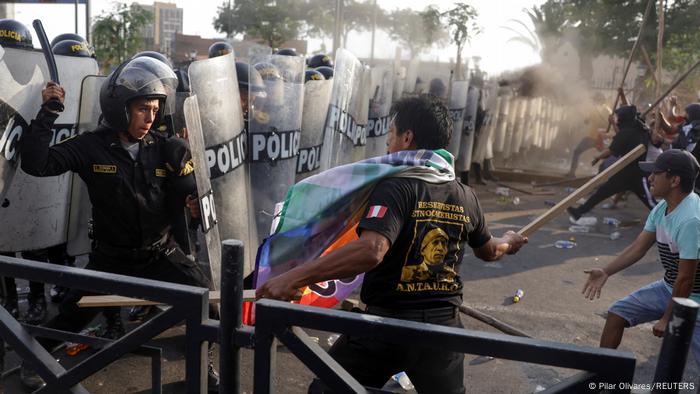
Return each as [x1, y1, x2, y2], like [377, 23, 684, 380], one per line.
[254, 149, 456, 308]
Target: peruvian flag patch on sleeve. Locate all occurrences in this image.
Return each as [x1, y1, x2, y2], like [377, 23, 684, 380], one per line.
[366, 205, 388, 219]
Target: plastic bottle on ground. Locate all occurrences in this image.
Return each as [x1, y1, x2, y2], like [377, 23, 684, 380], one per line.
[393, 372, 415, 390]
[554, 240, 577, 249]
[568, 225, 590, 233]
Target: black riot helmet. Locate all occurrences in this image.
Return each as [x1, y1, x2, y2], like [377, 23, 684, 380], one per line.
[275, 48, 297, 57]
[307, 53, 333, 68]
[52, 39, 93, 58]
[304, 69, 325, 83]
[208, 41, 233, 58]
[235, 61, 266, 96]
[0, 19, 33, 49]
[50, 33, 95, 57]
[254, 62, 283, 81]
[315, 66, 333, 80]
[132, 50, 172, 69]
[50, 33, 85, 48]
[99, 57, 178, 131]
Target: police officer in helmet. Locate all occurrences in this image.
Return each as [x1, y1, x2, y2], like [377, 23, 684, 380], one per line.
[18, 56, 219, 391]
[52, 39, 93, 58]
[236, 61, 266, 121]
[208, 41, 233, 59]
[0, 18, 33, 49]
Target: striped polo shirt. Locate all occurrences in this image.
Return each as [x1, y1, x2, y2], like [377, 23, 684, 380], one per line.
[644, 193, 700, 294]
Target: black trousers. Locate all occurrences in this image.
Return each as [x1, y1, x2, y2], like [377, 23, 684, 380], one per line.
[576, 171, 654, 215]
[37, 245, 211, 350]
[309, 306, 465, 394]
[2, 244, 74, 300]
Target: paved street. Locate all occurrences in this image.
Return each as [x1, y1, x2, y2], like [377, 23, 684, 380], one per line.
[2, 180, 698, 393]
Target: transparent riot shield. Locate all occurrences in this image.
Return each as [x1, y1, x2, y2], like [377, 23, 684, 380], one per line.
[403, 58, 420, 94]
[296, 79, 332, 182]
[187, 52, 254, 277]
[248, 53, 305, 244]
[365, 65, 394, 159]
[447, 80, 469, 160]
[457, 85, 480, 172]
[322, 49, 366, 169]
[0, 46, 98, 252]
[66, 75, 105, 256]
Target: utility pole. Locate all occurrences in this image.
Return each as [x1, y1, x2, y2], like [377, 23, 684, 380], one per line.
[75, 0, 79, 34]
[86, 0, 91, 42]
[333, 0, 343, 57]
[655, 0, 665, 135]
[370, 0, 377, 64]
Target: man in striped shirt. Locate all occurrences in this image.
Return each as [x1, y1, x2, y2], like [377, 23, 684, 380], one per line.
[583, 149, 700, 366]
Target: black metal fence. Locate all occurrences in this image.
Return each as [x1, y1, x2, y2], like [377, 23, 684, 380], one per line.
[0, 240, 697, 393]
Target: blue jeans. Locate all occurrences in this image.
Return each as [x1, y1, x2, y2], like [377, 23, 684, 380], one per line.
[609, 280, 700, 366]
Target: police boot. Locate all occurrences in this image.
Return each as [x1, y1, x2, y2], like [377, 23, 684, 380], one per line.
[2, 297, 19, 319]
[103, 310, 125, 340]
[207, 348, 220, 392]
[460, 171, 469, 186]
[483, 159, 499, 181]
[20, 364, 46, 390]
[50, 285, 69, 303]
[473, 163, 486, 185]
[128, 305, 153, 322]
[26, 295, 47, 325]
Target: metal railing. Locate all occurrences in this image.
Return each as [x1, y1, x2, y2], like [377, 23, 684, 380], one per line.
[2, 240, 698, 394]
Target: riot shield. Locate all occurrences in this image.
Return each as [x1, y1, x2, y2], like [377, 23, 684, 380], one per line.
[447, 80, 469, 159]
[183, 95, 221, 289]
[66, 75, 105, 256]
[187, 52, 254, 277]
[472, 85, 497, 165]
[403, 58, 420, 94]
[322, 49, 366, 169]
[0, 46, 98, 252]
[392, 66, 406, 104]
[248, 53, 305, 243]
[457, 85, 479, 172]
[296, 79, 332, 182]
[365, 65, 394, 158]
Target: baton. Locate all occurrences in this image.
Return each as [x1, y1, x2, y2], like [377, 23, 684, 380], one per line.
[32, 19, 64, 113]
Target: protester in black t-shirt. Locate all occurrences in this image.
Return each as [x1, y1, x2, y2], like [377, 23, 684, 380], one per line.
[256, 94, 528, 394]
[568, 105, 656, 222]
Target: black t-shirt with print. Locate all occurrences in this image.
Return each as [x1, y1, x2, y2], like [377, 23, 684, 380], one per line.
[357, 177, 491, 309]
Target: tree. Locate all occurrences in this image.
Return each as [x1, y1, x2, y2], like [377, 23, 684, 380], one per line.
[91, 3, 153, 72]
[303, 0, 387, 49]
[214, 0, 304, 48]
[425, 3, 481, 80]
[385, 7, 447, 58]
[503, 4, 568, 64]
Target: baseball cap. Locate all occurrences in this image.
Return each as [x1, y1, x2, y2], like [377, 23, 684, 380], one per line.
[639, 149, 700, 180]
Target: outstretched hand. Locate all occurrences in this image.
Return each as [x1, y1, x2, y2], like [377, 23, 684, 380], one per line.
[582, 268, 608, 300]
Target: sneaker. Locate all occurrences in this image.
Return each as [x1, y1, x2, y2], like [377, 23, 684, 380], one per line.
[567, 206, 581, 222]
[128, 305, 153, 322]
[26, 296, 47, 325]
[20, 364, 46, 390]
[207, 349, 220, 392]
[102, 316, 125, 340]
[2, 297, 19, 319]
[50, 285, 69, 303]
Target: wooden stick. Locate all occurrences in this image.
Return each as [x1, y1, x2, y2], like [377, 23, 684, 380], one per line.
[605, 0, 655, 133]
[642, 57, 700, 117]
[459, 305, 531, 338]
[77, 290, 257, 308]
[640, 45, 658, 86]
[518, 144, 646, 237]
[655, 0, 665, 134]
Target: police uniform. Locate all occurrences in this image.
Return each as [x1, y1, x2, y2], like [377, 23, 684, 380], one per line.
[20, 109, 211, 346]
[311, 177, 492, 394]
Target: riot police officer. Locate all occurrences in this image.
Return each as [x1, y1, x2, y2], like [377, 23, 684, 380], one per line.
[307, 53, 333, 69]
[18, 56, 219, 391]
[208, 41, 233, 59]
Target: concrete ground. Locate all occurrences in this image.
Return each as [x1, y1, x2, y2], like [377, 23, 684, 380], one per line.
[1, 180, 698, 393]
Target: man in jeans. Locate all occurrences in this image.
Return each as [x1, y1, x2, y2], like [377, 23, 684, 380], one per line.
[257, 95, 528, 393]
[583, 149, 700, 366]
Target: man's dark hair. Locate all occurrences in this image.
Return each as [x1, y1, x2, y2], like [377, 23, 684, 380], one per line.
[390, 95, 452, 150]
[666, 171, 695, 193]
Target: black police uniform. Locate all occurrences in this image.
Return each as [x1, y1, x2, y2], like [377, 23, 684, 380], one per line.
[311, 177, 492, 394]
[20, 108, 211, 349]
